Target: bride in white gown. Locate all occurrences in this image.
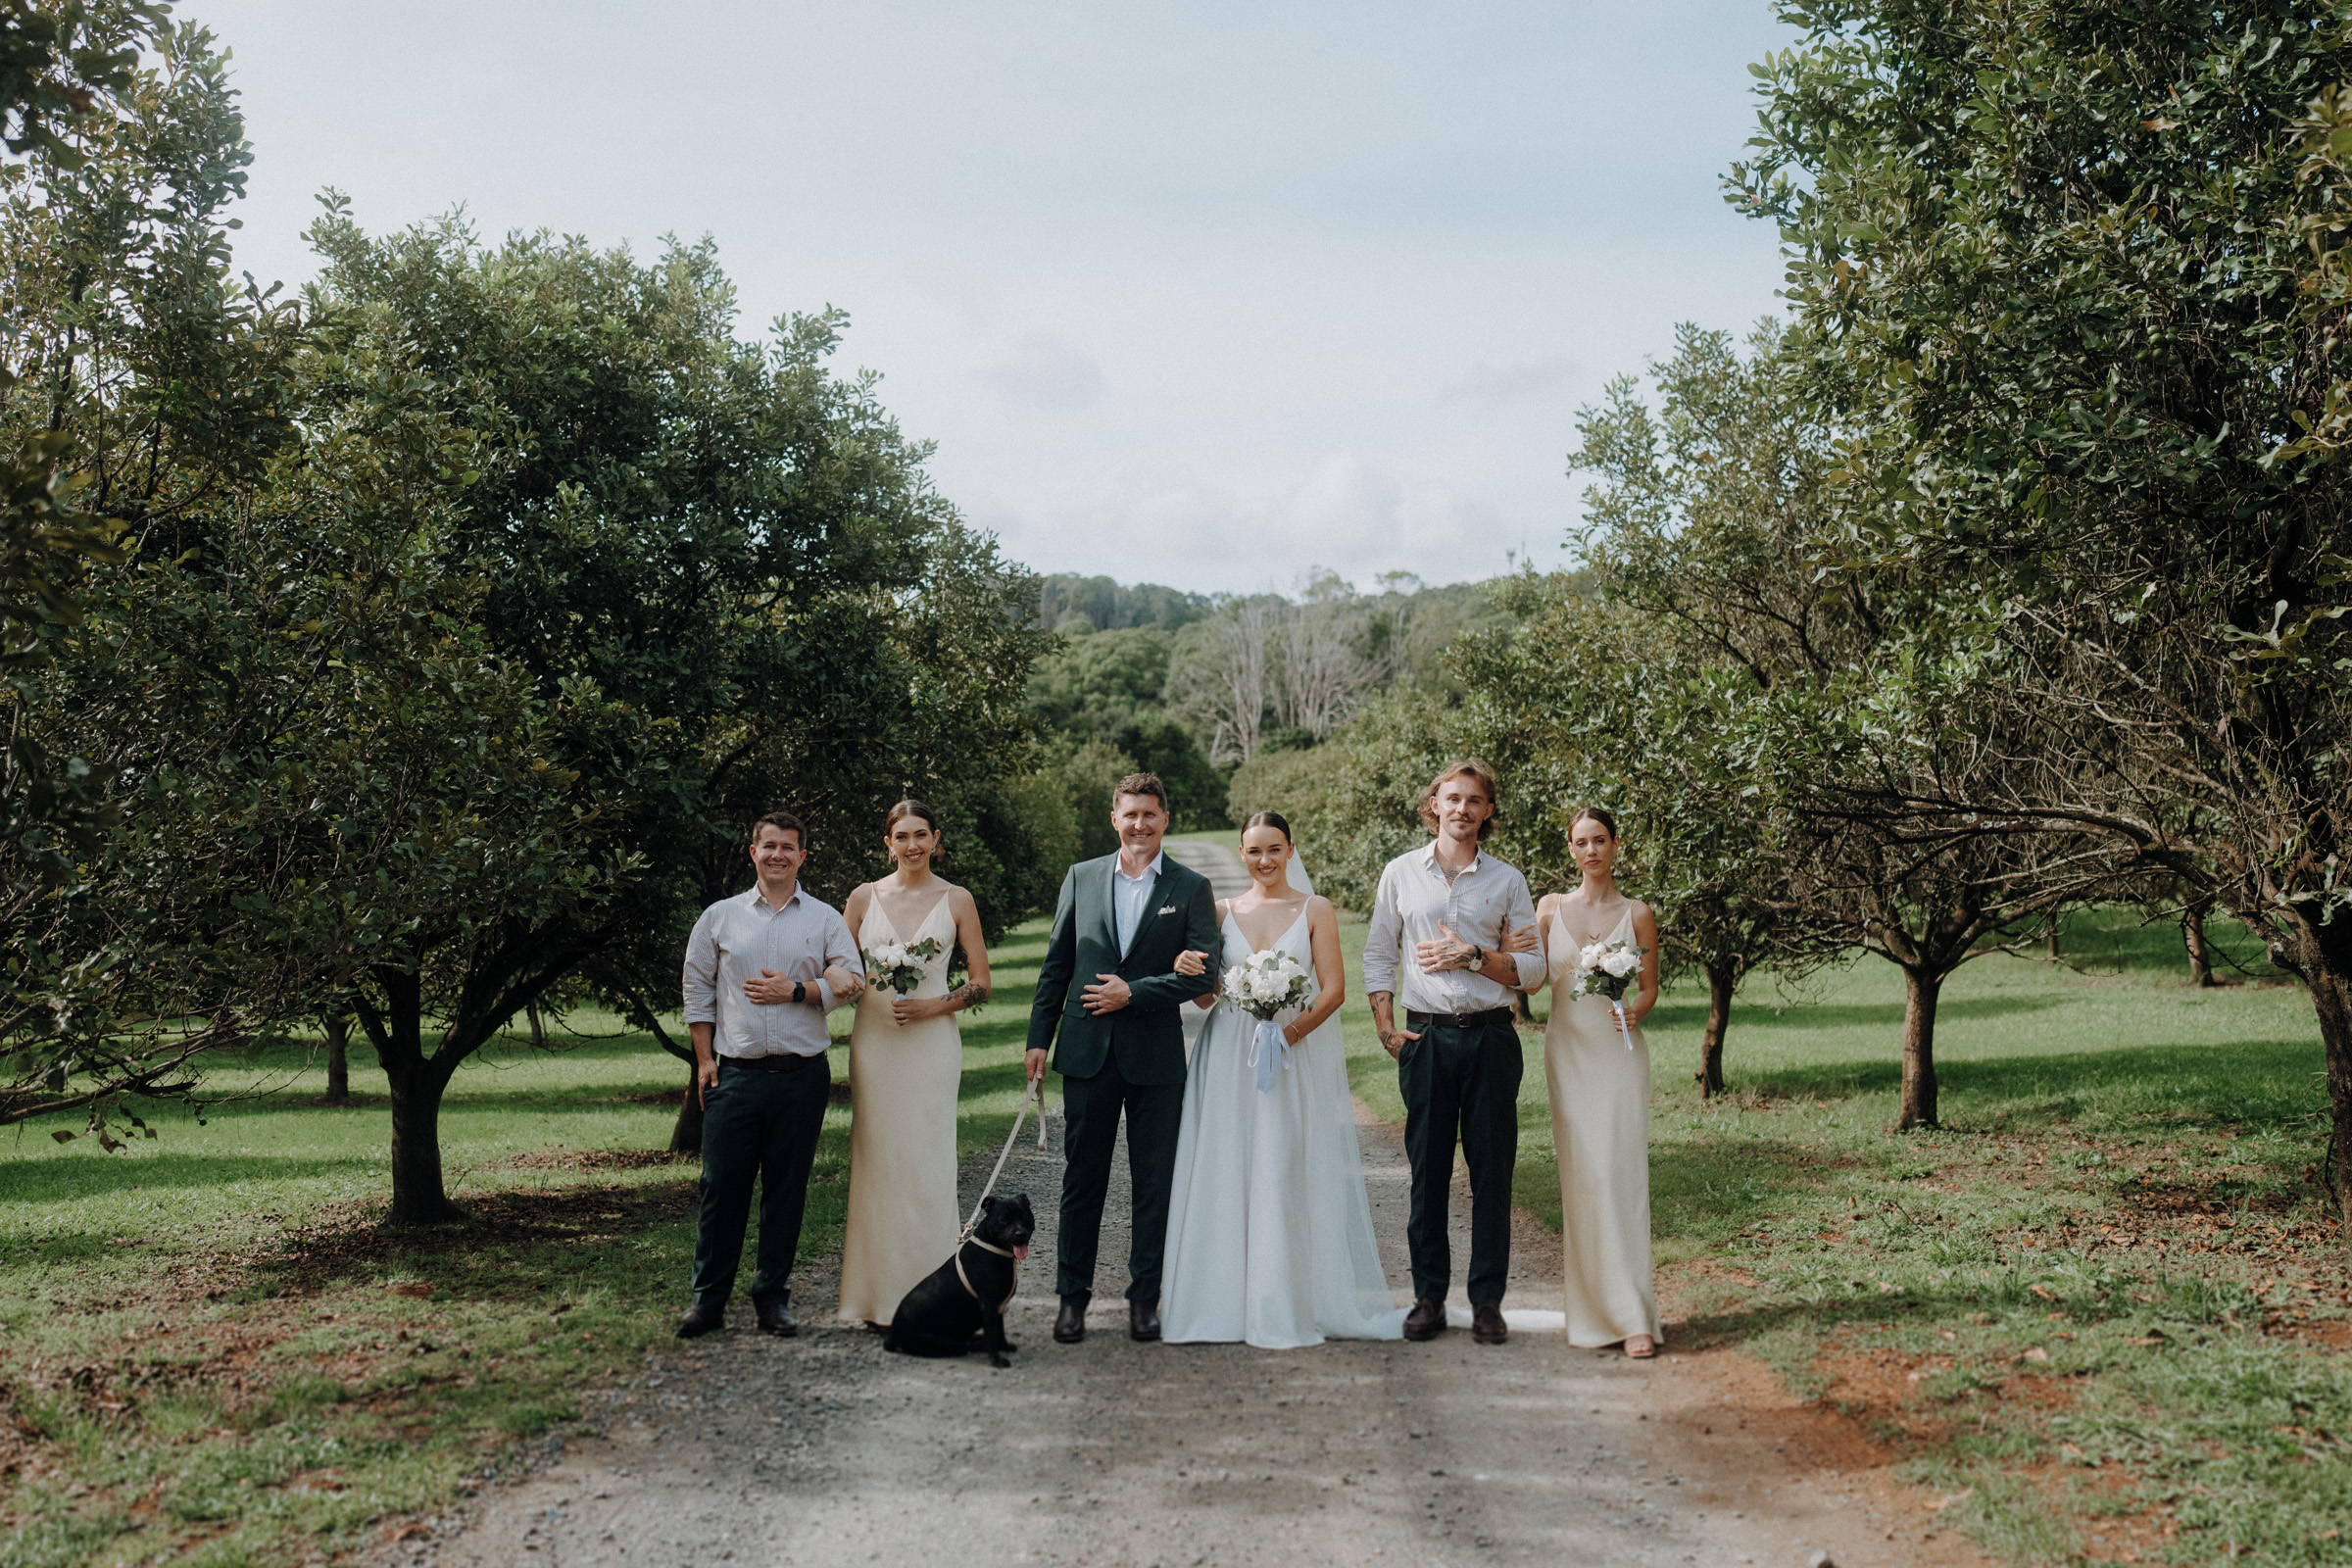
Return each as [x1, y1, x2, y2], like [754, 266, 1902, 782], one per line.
[1159, 811, 1406, 1348]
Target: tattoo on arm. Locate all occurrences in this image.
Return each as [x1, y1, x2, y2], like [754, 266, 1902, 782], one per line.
[949, 981, 990, 1010]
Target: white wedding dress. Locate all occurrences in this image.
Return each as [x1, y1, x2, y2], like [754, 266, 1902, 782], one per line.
[1160, 894, 1406, 1348]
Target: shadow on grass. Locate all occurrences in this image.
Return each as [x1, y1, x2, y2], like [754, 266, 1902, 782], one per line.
[1654, 993, 2065, 1036]
[1721, 1039, 2323, 1126]
[2051, 906, 2279, 981]
[241, 1180, 701, 1300]
[1648, 1136, 1846, 1247]
[0, 1151, 385, 1205]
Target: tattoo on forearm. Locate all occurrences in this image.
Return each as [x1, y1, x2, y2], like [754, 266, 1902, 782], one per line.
[949, 982, 990, 1010]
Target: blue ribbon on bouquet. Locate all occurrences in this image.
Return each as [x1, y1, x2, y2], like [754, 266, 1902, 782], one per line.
[1249, 1017, 1292, 1093]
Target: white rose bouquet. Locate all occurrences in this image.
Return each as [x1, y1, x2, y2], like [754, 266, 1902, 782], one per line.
[1221, 949, 1312, 1092]
[1573, 939, 1647, 1050]
[861, 935, 944, 999]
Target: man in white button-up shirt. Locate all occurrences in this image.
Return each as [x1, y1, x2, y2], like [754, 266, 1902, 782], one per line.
[674, 811, 863, 1341]
[1362, 760, 1542, 1347]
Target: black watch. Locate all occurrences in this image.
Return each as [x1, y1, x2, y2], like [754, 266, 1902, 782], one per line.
[1468, 945, 1485, 970]
[792, 980, 807, 1004]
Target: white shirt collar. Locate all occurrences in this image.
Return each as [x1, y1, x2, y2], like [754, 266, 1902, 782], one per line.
[1417, 842, 1483, 876]
[746, 882, 804, 913]
[1113, 851, 1166, 884]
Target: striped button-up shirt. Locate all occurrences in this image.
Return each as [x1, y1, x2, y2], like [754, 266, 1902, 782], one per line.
[1361, 844, 1544, 1015]
[681, 885, 861, 1058]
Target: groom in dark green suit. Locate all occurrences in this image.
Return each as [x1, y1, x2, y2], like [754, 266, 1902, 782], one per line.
[1026, 772, 1222, 1345]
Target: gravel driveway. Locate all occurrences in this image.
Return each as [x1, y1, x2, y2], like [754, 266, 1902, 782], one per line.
[393, 842, 1990, 1568]
[395, 1103, 1987, 1568]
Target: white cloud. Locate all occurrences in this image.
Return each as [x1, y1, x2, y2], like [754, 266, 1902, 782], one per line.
[978, 333, 1106, 414]
[202, 0, 1798, 594]
[1438, 357, 1578, 406]
[997, 451, 1554, 593]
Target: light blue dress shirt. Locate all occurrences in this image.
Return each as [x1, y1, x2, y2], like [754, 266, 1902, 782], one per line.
[1111, 851, 1165, 956]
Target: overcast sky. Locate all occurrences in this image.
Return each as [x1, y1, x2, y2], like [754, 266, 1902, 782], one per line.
[191, 1, 1798, 595]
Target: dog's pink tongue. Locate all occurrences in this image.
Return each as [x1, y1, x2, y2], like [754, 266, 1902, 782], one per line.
[1013, 1245, 1030, 1259]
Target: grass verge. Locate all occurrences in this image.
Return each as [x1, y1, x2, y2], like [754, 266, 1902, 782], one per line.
[1355, 901, 2348, 1568]
[0, 926, 1047, 1566]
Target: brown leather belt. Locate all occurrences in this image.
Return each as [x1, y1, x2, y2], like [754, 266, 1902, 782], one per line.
[1406, 1006, 1514, 1032]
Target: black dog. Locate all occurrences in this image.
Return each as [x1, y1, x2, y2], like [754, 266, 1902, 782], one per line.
[882, 1193, 1035, 1369]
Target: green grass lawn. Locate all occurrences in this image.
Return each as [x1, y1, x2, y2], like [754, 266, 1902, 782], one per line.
[0, 931, 1049, 1568]
[0, 892, 2342, 1568]
[1340, 903, 2347, 1568]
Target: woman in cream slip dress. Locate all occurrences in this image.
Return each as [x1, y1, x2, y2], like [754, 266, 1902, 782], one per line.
[1519, 805, 1664, 1356]
[1159, 811, 1405, 1349]
[836, 801, 993, 1328]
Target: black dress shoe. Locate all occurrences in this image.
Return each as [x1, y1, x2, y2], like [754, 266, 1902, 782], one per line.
[1054, 1295, 1089, 1344]
[1402, 1298, 1446, 1342]
[674, 1303, 724, 1339]
[1471, 1302, 1507, 1345]
[755, 1301, 799, 1338]
[1129, 1300, 1161, 1343]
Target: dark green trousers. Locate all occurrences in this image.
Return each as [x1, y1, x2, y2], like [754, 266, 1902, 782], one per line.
[689, 1055, 829, 1311]
[1055, 1057, 1184, 1302]
[1397, 1015, 1522, 1305]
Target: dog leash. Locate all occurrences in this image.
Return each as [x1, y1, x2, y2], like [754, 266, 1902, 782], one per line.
[957, 1075, 1048, 1244]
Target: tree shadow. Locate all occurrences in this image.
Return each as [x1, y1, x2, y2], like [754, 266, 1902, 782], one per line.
[1727, 1039, 2323, 1126]
[1648, 1135, 1846, 1247]
[237, 1179, 700, 1299]
[0, 1151, 383, 1205]
[1653, 993, 2065, 1036]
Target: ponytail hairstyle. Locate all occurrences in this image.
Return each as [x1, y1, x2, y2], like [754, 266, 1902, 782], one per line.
[1568, 805, 1619, 841]
[1241, 809, 1294, 843]
[885, 799, 945, 862]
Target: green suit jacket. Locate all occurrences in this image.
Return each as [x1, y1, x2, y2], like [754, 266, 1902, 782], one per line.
[1025, 852, 1223, 1086]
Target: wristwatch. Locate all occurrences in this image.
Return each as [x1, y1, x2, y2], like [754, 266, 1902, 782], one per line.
[1468, 945, 1486, 971]
[791, 980, 807, 1004]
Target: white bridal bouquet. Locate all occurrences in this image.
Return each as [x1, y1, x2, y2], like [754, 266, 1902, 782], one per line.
[861, 936, 944, 998]
[1573, 939, 1647, 1050]
[1221, 948, 1313, 1092]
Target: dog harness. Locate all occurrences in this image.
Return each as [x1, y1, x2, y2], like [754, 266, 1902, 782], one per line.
[956, 1236, 1018, 1314]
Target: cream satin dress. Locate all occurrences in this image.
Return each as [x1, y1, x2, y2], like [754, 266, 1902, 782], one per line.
[1544, 904, 1662, 1348]
[836, 894, 962, 1326]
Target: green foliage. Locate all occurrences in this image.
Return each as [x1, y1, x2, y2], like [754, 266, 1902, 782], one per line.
[1033, 573, 1207, 632]
[0, 920, 1057, 1565]
[1221, 687, 1474, 911]
[1022, 620, 1223, 835]
[1025, 736, 1140, 864]
[1026, 625, 1175, 733]
[275, 213, 1049, 1214]
[0, 12, 312, 1141]
[1735, 0, 2352, 1190]
[0, 8, 1051, 1203]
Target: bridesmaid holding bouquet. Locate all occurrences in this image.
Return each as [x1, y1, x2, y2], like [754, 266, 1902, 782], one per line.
[836, 801, 992, 1328]
[1518, 806, 1663, 1356]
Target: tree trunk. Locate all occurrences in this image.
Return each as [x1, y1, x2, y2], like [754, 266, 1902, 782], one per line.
[2298, 935, 2352, 1252]
[1696, 961, 1735, 1098]
[323, 1014, 350, 1103]
[526, 1003, 545, 1047]
[1897, 966, 1941, 1131]
[2044, 910, 2062, 961]
[668, 1057, 705, 1155]
[368, 968, 467, 1225]
[2184, 898, 2218, 987]
[385, 1058, 465, 1224]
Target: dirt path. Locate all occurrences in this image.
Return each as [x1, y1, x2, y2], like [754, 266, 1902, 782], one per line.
[394, 842, 1993, 1568]
[398, 1120, 1987, 1568]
